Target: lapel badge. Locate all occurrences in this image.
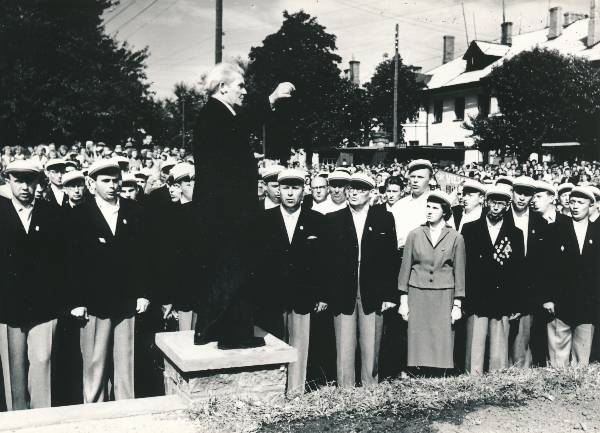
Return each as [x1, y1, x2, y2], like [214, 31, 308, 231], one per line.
[35, 225, 39, 232]
[560, 245, 565, 251]
[299, 225, 303, 231]
[123, 219, 127, 225]
[531, 229, 535, 234]
[589, 239, 593, 245]
[369, 226, 373, 231]
[99, 237, 106, 244]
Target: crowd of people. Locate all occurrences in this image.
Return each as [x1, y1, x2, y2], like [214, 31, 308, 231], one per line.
[0, 139, 598, 411]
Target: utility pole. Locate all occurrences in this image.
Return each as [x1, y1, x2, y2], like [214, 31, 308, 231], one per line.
[181, 98, 186, 149]
[215, 0, 223, 63]
[393, 23, 399, 146]
[461, 0, 470, 46]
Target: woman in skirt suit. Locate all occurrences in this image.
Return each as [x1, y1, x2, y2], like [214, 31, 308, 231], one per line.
[398, 191, 466, 373]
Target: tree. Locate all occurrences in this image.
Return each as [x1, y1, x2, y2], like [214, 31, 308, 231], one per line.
[245, 10, 362, 159]
[466, 47, 600, 160]
[0, 0, 156, 146]
[363, 57, 424, 143]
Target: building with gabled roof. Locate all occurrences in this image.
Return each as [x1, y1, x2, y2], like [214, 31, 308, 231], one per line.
[402, 3, 600, 164]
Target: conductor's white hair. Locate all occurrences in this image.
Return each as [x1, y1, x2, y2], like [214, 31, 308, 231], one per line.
[204, 63, 245, 95]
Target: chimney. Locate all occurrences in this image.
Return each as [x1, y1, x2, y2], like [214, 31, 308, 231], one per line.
[501, 21, 513, 45]
[349, 59, 360, 85]
[443, 35, 455, 64]
[589, 0, 600, 47]
[548, 6, 563, 39]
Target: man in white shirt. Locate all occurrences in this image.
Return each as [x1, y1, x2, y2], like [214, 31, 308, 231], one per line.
[44, 158, 67, 207]
[532, 181, 560, 223]
[383, 175, 404, 212]
[454, 180, 485, 233]
[262, 165, 283, 210]
[308, 175, 329, 214]
[69, 159, 150, 403]
[391, 159, 433, 249]
[315, 170, 350, 214]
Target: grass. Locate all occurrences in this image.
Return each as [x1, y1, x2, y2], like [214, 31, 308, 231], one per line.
[187, 364, 600, 433]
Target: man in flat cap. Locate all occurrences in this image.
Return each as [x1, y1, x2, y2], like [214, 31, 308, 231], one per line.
[316, 170, 350, 214]
[532, 181, 569, 225]
[503, 176, 549, 367]
[544, 187, 599, 367]
[191, 62, 295, 347]
[68, 159, 151, 402]
[453, 180, 485, 233]
[326, 173, 399, 386]
[462, 185, 525, 374]
[254, 168, 327, 395]
[44, 158, 68, 207]
[62, 170, 87, 208]
[0, 160, 65, 409]
[557, 183, 574, 217]
[262, 165, 283, 210]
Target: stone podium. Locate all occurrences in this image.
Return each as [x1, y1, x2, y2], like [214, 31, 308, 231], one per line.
[155, 327, 297, 403]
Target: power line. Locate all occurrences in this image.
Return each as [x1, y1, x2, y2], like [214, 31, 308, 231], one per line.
[123, 0, 182, 39]
[104, 0, 139, 26]
[113, 0, 160, 33]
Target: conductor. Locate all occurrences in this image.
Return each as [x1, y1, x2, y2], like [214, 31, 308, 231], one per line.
[191, 62, 294, 348]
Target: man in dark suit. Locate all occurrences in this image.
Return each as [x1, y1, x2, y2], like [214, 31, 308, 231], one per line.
[44, 158, 68, 207]
[532, 181, 570, 225]
[254, 169, 327, 395]
[191, 62, 294, 348]
[453, 180, 485, 232]
[0, 160, 65, 410]
[503, 176, 549, 368]
[462, 185, 525, 374]
[543, 186, 599, 367]
[69, 160, 150, 403]
[326, 173, 399, 387]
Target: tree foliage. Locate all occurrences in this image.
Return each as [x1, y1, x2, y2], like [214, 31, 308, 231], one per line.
[0, 0, 157, 146]
[467, 47, 600, 159]
[245, 10, 372, 158]
[363, 57, 424, 143]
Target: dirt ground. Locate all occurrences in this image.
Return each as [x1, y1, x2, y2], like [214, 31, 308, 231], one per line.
[260, 394, 600, 433]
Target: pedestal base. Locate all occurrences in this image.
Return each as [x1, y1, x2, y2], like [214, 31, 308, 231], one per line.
[156, 328, 297, 403]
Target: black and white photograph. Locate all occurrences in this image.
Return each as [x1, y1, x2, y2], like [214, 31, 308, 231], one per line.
[1, 0, 600, 432]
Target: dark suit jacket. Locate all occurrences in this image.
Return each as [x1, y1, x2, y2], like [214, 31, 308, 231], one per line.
[504, 209, 549, 312]
[0, 197, 65, 326]
[452, 205, 463, 229]
[326, 205, 399, 315]
[254, 207, 327, 337]
[45, 185, 68, 208]
[68, 198, 150, 318]
[545, 218, 600, 325]
[462, 216, 525, 318]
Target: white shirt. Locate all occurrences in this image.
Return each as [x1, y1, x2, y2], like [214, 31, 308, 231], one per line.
[264, 196, 279, 210]
[429, 223, 444, 246]
[51, 184, 65, 206]
[512, 208, 530, 255]
[12, 198, 34, 233]
[96, 196, 120, 235]
[391, 192, 429, 248]
[543, 207, 557, 224]
[314, 196, 347, 215]
[458, 206, 482, 233]
[350, 204, 369, 262]
[180, 196, 192, 205]
[573, 218, 589, 254]
[212, 96, 236, 116]
[280, 206, 301, 244]
[486, 217, 503, 245]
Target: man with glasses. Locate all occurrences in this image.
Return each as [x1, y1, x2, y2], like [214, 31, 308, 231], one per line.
[62, 171, 87, 208]
[326, 173, 398, 387]
[462, 185, 525, 374]
[305, 174, 329, 214]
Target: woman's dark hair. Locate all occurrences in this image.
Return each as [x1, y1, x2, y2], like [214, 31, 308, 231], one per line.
[427, 195, 453, 221]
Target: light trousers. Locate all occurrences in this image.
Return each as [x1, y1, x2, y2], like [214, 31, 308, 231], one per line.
[7, 319, 57, 410]
[177, 310, 197, 331]
[80, 314, 135, 403]
[510, 314, 532, 368]
[283, 311, 310, 396]
[334, 298, 383, 387]
[0, 323, 12, 410]
[465, 314, 509, 375]
[547, 318, 594, 368]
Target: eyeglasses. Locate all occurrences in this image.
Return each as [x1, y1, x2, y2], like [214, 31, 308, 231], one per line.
[488, 200, 508, 208]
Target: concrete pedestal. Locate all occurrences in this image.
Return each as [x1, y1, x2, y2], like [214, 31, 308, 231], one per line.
[155, 327, 297, 403]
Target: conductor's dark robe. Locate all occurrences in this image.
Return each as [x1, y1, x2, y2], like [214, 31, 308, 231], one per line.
[191, 96, 273, 347]
[0, 197, 65, 409]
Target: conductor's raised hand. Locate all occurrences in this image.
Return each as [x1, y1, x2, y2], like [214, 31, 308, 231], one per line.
[269, 82, 295, 106]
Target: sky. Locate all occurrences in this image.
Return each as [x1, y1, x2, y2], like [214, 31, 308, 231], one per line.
[103, 0, 592, 98]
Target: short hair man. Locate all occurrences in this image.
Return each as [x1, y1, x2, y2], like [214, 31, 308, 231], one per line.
[543, 187, 599, 368]
[326, 173, 399, 386]
[262, 165, 283, 210]
[0, 161, 64, 409]
[255, 169, 327, 395]
[557, 183, 574, 216]
[63, 170, 87, 208]
[532, 181, 569, 224]
[453, 180, 485, 233]
[69, 160, 150, 403]
[308, 175, 329, 213]
[45, 158, 68, 207]
[120, 174, 139, 201]
[383, 176, 404, 210]
[462, 185, 525, 374]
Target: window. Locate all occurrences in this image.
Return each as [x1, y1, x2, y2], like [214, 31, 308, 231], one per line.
[478, 94, 490, 117]
[432, 142, 443, 146]
[433, 99, 443, 123]
[408, 140, 419, 147]
[454, 141, 465, 147]
[454, 97, 465, 121]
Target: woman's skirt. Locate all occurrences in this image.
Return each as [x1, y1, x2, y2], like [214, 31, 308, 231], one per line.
[407, 286, 455, 369]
